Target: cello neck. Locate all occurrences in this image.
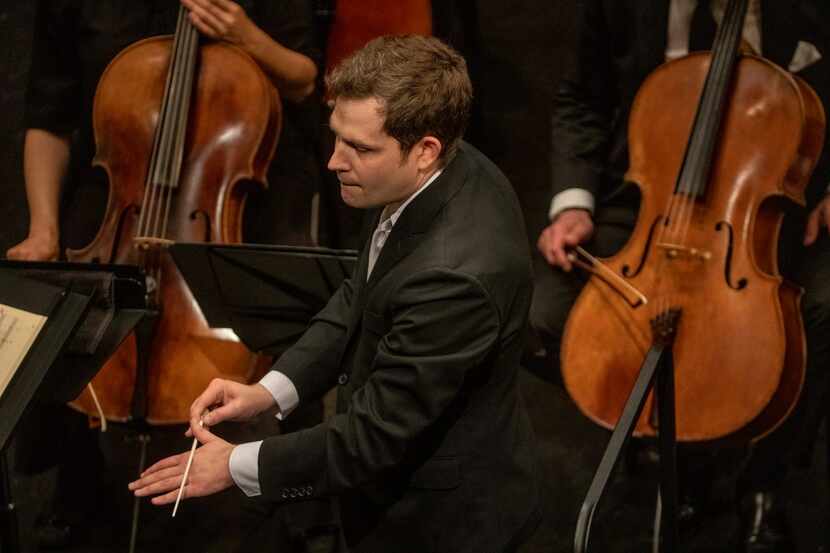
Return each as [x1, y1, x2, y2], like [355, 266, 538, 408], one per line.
[135, 6, 200, 242]
[675, 0, 749, 199]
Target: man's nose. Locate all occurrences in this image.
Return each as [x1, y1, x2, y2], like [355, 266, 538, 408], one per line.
[328, 144, 348, 172]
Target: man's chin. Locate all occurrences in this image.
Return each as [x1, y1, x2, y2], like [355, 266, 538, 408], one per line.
[340, 185, 386, 210]
[340, 185, 367, 208]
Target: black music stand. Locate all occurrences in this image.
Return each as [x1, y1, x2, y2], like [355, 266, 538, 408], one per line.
[573, 310, 681, 553]
[169, 243, 357, 355]
[0, 263, 148, 553]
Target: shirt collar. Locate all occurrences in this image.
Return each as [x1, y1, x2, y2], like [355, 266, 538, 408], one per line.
[379, 168, 443, 230]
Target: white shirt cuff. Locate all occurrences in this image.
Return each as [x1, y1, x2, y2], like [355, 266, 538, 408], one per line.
[229, 441, 263, 497]
[259, 370, 299, 420]
[548, 188, 596, 221]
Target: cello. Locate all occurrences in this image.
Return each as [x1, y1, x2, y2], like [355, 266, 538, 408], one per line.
[561, 0, 825, 444]
[67, 5, 280, 425]
[561, 1, 825, 549]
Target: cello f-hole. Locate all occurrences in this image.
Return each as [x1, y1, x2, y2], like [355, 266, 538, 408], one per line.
[622, 215, 665, 278]
[715, 221, 748, 290]
[189, 209, 212, 242]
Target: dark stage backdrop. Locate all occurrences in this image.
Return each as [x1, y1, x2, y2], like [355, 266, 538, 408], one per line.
[0, 2, 35, 254]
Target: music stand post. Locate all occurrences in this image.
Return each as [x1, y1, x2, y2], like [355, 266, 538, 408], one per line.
[573, 309, 681, 553]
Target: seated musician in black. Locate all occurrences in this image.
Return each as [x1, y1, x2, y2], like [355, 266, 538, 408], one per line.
[531, 1, 830, 551]
[6, 0, 320, 547]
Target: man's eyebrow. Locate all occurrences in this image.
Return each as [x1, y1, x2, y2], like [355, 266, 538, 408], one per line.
[328, 124, 375, 150]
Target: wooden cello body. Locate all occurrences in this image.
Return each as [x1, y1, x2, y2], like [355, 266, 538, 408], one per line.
[561, 2, 825, 442]
[68, 8, 280, 424]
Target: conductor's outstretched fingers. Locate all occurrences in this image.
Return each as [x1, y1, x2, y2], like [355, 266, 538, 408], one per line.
[128, 429, 236, 506]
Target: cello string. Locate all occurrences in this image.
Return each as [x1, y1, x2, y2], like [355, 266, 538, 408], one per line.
[679, 0, 747, 243]
[672, 0, 745, 325]
[670, 0, 746, 259]
[676, 0, 747, 331]
[137, 6, 187, 285]
[157, 13, 188, 240]
[158, 19, 186, 242]
[136, 6, 184, 240]
[164, 9, 197, 238]
[143, 6, 185, 242]
[161, 17, 199, 241]
[150, 6, 189, 241]
[655, 0, 747, 318]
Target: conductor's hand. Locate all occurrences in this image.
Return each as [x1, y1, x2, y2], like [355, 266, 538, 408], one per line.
[537, 209, 595, 271]
[181, 0, 256, 46]
[128, 423, 234, 505]
[6, 233, 59, 261]
[804, 194, 830, 246]
[187, 378, 275, 434]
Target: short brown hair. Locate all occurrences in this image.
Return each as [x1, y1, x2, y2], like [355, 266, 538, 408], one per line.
[326, 35, 473, 163]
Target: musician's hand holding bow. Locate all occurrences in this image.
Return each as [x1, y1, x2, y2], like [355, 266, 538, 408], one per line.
[537, 208, 595, 271]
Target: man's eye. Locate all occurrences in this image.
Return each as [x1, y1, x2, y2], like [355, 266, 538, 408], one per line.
[355, 146, 370, 154]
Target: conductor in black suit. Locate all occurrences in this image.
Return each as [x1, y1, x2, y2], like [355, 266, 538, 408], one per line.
[130, 34, 543, 552]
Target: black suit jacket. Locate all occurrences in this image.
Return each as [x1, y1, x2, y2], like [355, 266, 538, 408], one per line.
[551, 0, 830, 212]
[259, 143, 542, 552]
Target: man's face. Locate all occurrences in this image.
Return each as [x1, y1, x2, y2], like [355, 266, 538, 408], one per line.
[327, 97, 425, 211]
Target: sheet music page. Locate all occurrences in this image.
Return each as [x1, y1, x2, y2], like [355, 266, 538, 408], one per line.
[0, 304, 47, 399]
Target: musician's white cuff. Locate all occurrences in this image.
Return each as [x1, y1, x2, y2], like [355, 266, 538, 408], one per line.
[259, 371, 299, 420]
[229, 441, 262, 497]
[549, 188, 595, 221]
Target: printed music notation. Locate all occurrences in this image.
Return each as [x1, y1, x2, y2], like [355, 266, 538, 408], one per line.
[0, 304, 47, 399]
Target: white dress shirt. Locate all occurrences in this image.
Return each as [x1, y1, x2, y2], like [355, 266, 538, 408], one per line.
[229, 168, 443, 497]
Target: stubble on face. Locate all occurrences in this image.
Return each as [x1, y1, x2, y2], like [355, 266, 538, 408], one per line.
[329, 97, 419, 211]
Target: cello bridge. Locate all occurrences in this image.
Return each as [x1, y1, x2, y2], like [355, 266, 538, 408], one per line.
[656, 243, 711, 262]
[133, 237, 175, 252]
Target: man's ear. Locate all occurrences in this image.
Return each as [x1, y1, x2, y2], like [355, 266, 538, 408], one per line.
[415, 135, 443, 170]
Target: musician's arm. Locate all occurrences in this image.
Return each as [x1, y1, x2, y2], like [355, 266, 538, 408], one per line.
[7, 0, 79, 261]
[5, 130, 70, 261]
[539, 0, 611, 269]
[548, 0, 615, 219]
[233, 24, 317, 102]
[181, 0, 317, 102]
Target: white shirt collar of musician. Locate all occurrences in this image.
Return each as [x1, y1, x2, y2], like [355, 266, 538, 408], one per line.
[379, 168, 443, 228]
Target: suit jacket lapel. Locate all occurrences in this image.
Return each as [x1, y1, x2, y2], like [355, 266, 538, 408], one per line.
[365, 147, 469, 290]
[341, 217, 375, 349]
